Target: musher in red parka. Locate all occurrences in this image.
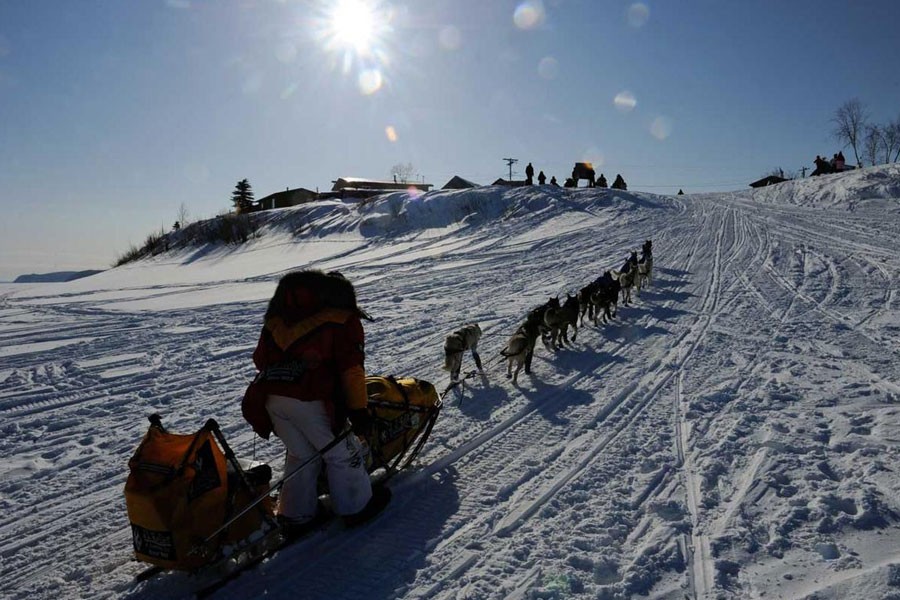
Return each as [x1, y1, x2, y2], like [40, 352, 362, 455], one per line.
[246, 270, 389, 532]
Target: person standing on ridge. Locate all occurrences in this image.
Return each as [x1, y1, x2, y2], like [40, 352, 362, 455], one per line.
[525, 162, 535, 185]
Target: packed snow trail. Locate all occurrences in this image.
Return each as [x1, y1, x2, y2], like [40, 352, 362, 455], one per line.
[2, 167, 900, 599]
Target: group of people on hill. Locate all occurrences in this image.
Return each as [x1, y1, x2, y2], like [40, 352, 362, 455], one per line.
[525, 162, 556, 186]
[812, 151, 847, 176]
[567, 172, 627, 190]
[523, 161, 628, 190]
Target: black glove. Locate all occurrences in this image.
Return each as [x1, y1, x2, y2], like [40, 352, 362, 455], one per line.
[348, 408, 372, 437]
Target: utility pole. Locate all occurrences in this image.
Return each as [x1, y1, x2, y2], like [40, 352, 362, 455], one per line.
[800, 166, 808, 178]
[503, 157, 518, 182]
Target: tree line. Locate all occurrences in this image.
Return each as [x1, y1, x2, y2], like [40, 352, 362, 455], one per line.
[832, 99, 900, 168]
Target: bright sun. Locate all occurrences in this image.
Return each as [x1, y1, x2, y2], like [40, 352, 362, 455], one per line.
[328, 0, 378, 56]
[312, 0, 392, 92]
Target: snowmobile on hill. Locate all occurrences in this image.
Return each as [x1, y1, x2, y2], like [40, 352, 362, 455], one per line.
[124, 375, 441, 597]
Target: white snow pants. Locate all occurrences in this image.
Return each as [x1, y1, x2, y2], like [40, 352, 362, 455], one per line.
[266, 394, 372, 520]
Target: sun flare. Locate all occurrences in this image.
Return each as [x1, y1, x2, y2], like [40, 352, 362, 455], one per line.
[319, 0, 392, 59]
[330, 0, 377, 54]
[312, 0, 393, 92]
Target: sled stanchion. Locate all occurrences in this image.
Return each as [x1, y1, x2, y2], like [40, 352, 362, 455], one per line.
[365, 376, 441, 478]
[398, 400, 442, 472]
[197, 429, 351, 550]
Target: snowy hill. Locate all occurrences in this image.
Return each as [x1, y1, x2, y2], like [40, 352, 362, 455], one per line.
[2, 164, 900, 600]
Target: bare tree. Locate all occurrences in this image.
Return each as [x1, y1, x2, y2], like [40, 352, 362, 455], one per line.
[831, 99, 869, 168]
[390, 162, 415, 183]
[176, 203, 190, 228]
[883, 116, 900, 163]
[863, 125, 882, 167]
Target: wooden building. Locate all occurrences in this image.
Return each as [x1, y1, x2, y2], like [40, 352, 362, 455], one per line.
[749, 175, 788, 188]
[491, 178, 528, 187]
[442, 176, 479, 190]
[256, 187, 318, 210]
[330, 177, 432, 198]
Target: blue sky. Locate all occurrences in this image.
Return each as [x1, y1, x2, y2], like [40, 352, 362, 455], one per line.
[1, 0, 898, 280]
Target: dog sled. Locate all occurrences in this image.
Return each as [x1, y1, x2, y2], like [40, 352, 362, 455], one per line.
[124, 375, 441, 588]
[363, 375, 443, 473]
[125, 415, 278, 576]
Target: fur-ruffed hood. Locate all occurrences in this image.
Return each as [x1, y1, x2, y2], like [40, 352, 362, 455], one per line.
[264, 308, 354, 351]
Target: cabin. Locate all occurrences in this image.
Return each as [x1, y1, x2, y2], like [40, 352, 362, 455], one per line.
[749, 175, 788, 188]
[331, 177, 432, 199]
[256, 187, 318, 211]
[491, 178, 529, 187]
[442, 176, 479, 190]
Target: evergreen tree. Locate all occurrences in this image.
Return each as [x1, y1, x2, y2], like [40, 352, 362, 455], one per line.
[231, 178, 255, 213]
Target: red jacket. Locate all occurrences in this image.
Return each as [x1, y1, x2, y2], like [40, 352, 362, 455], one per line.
[243, 308, 367, 439]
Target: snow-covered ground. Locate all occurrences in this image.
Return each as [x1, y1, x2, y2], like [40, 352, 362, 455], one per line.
[3, 165, 900, 599]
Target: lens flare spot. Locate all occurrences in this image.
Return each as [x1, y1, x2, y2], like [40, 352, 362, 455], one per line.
[627, 3, 650, 27]
[650, 116, 672, 140]
[275, 41, 298, 64]
[538, 56, 559, 80]
[583, 147, 605, 168]
[358, 69, 383, 95]
[439, 25, 461, 50]
[514, 1, 545, 30]
[614, 91, 637, 112]
[281, 82, 300, 100]
[385, 125, 398, 142]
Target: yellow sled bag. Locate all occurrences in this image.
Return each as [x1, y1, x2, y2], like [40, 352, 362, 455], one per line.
[124, 416, 275, 571]
[364, 376, 442, 473]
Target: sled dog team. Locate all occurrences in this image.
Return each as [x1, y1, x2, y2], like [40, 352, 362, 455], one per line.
[444, 240, 654, 384]
[127, 242, 655, 575]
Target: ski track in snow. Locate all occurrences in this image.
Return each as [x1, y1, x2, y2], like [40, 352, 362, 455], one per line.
[3, 167, 900, 599]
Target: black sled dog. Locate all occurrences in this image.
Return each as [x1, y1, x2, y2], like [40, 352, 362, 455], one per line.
[543, 293, 580, 349]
